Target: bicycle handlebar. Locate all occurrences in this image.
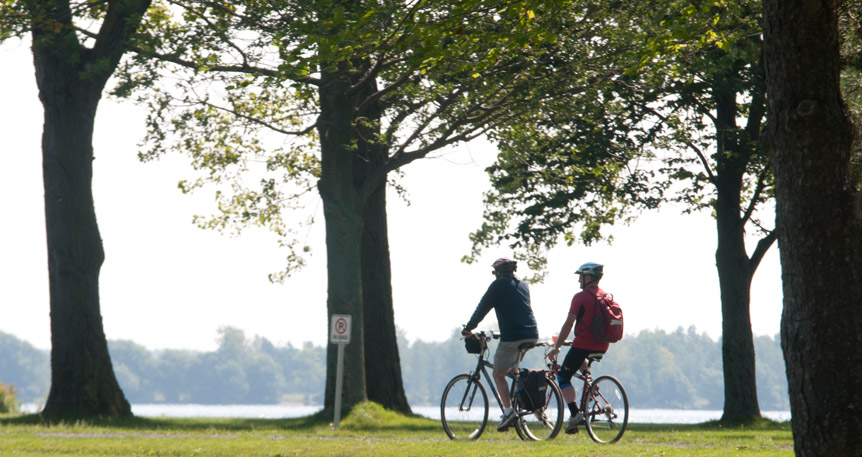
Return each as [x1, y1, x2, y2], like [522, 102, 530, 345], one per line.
[462, 331, 573, 347]
[466, 330, 500, 341]
[536, 340, 573, 347]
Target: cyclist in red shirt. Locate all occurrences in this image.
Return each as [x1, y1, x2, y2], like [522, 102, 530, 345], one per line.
[546, 262, 609, 434]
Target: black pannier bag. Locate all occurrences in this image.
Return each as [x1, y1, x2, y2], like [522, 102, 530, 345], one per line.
[516, 369, 548, 412]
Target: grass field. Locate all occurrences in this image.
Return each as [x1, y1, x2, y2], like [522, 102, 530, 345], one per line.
[0, 402, 794, 456]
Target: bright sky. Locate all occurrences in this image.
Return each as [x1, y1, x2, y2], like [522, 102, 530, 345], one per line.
[0, 40, 785, 352]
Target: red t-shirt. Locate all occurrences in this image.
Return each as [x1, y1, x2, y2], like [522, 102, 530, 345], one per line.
[569, 285, 611, 352]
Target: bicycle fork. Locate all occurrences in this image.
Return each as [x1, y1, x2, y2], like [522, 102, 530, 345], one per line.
[458, 373, 482, 412]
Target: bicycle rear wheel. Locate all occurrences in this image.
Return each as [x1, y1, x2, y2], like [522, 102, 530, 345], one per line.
[513, 375, 565, 441]
[584, 375, 629, 443]
[441, 373, 489, 440]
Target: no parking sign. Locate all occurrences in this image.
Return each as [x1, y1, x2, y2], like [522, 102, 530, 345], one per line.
[330, 314, 351, 344]
[330, 314, 351, 429]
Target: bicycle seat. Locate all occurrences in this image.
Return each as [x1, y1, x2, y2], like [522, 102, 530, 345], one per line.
[518, 342, 537, 351]
[588, 353, 604, 362]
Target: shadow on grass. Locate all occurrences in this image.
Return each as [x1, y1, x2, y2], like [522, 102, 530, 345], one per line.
[1, 403, 789, 436]
[0, 402, 440, 434]
[0, 409, 332, 432]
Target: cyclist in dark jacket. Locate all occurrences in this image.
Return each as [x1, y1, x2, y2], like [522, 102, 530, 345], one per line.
[462, 258, 539, 431]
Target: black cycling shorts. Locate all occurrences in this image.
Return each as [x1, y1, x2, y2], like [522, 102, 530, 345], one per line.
[558, 347, 605, 381]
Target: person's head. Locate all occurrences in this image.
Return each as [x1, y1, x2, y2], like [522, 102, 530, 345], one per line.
[491, 258, 517, 277]
[575, 262, 603, 289]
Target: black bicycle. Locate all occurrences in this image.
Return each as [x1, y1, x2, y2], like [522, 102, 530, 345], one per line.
[440, 331, 564, 441]
[543, 340, 630, 443]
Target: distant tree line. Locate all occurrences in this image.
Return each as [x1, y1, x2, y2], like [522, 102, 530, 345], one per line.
[0, 326, 788, 411]
[400, 327, 789, 411]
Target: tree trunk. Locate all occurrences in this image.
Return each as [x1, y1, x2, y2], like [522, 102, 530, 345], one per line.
[352, 70, 412, 414]
[763, 0, 862, 454]
[314, 45, 411, 413]
[714, 177, 761, 421]
[37, 77, 132, 419]
[712, 77, 762, 421]
[360, 167, 412, 414]
[28, 0, 151, 419]
[318, 69, 367, 414]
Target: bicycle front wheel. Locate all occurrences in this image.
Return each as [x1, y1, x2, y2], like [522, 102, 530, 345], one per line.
[441, 373, 489, 440]
[513, 375, 565, 441]
[584, 375, 629, 443]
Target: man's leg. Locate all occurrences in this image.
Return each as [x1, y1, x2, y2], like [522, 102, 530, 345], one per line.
[558, 350, 590, 434]
[493, 341, 523, 431]
[561, 384, 576, 405]
[494, 368, 512, 409]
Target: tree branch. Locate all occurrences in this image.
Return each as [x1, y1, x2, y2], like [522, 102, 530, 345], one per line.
[749, 229, 777, 280]
[642, 104, 718, 183]
[205, 100, 318, 137]
[91, 0, 153, 70]
[742, 166, 770, 226]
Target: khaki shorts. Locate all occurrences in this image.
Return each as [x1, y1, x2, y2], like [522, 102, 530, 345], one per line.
[494, 338, 539, 372]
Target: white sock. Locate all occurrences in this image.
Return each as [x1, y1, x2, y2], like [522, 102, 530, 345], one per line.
[504, 407, 513, 415]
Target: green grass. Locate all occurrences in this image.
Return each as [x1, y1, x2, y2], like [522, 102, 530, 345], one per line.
[0, 402, 793, 456]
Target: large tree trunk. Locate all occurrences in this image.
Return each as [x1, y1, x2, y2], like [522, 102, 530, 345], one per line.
[318, 69, 367, 414]
[762, 0, 862, 454]
[353, 70, 412, 414]
[360, 168, 411, 414]
[37, 73, 132, 419]
[29, 0, 150, 419]
[314, 44, 410, 413]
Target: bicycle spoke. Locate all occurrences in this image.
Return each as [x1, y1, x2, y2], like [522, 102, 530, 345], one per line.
[441, 374, 489, 441]
[584, 376, 629, 444]
[513, 375, 564, 441]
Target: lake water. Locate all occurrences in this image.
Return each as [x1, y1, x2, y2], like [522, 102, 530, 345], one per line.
[20, 403, 790, 424]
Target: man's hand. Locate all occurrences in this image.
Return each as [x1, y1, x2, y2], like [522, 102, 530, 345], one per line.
[461, 328, 473, 338]
[546, 347, 560, 362]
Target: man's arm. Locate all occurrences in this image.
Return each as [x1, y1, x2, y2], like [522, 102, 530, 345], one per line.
[547, 304, 584, 361]
[553, 313, 576, 348]
[464, 281, 498, 333]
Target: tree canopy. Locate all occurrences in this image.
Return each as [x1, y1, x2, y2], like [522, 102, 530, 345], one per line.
[469, 0, 770, 267]
[469, 0, 774, 421]
[113, 0, 641, 412]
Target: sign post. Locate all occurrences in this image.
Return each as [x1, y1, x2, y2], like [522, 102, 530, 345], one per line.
[330, 314, 351, 429]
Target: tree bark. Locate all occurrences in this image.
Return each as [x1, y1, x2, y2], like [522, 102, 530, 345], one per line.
[315, 9, 411, 409]
[349, 63, 412, 414]
[38, 76, 132, 419]
[29, 0, 151, 419]
[762, 0, 862, 454]
[714, 182, 761, 421]
[360, 157, 412, 414]
[317, 68, 368, 413]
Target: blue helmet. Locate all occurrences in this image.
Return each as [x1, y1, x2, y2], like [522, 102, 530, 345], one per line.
[575, 262, 603, 278]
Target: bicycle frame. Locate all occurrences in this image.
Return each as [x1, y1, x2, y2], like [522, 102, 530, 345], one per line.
[443, 334, 568, 441]
[540, 341, 629, 443]
[461, 341, 511, 415]
[576, 357, 600, 412]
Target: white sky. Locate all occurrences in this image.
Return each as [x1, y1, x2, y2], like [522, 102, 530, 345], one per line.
[0, 40, 785, 352]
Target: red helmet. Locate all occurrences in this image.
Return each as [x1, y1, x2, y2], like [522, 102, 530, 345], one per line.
[491, 258, 517, 273]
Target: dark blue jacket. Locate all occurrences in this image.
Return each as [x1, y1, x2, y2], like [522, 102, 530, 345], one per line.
[465, 274, 539, 342]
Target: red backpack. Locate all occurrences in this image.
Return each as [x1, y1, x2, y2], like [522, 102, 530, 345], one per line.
[592, 293, 624, 343]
